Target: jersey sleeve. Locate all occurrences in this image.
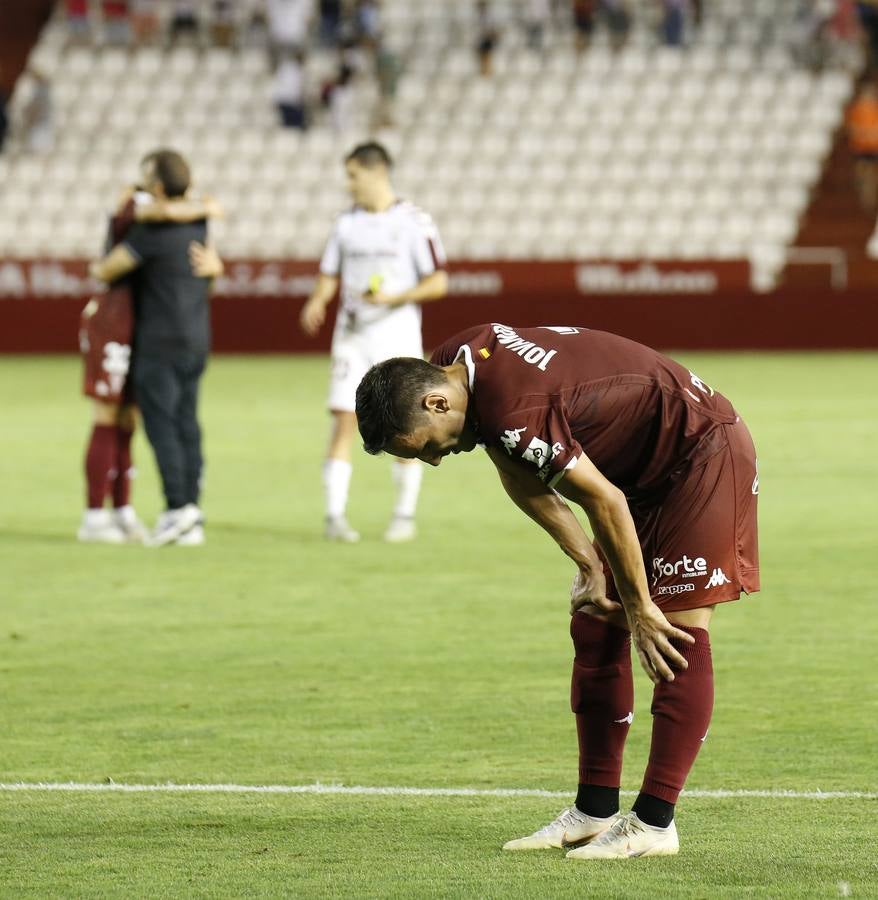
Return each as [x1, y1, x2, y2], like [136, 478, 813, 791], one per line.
[429, 325, 491, 367]
[485, 402, 583, 488]
[319, 218, 342, 276]
[410, 209, 447, 279]
[107, 196, 138, 249]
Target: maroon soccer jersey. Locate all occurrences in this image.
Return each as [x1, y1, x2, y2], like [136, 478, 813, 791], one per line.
[431, 323, 737, 501]
[431, 324, 759, 609]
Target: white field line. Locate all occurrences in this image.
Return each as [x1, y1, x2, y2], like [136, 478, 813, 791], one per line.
[1, 782, 876, 800]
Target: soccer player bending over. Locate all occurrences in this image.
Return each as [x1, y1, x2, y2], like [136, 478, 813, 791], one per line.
[355, 323, 759, 859]
[79, 183, 222, 543]
[300, 141, 448, 543]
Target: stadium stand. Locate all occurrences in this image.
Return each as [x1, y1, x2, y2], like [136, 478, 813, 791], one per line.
[0, 0, 861, 291]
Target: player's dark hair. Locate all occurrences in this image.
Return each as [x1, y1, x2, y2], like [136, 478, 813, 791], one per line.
[356, 358, 447, 455]
[345, 141, 393, 170]
[142, 148, 191, 198]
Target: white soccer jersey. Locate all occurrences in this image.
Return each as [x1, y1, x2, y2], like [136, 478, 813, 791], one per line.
[319, 200, 446, 331]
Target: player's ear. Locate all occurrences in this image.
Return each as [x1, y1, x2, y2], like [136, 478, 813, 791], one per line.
[423, 392, 450, 414]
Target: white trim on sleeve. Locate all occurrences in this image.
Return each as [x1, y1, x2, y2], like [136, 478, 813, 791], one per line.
[547, 454, 580, 488]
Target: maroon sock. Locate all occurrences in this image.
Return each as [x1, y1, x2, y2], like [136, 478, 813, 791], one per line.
[640, 626, 714, 804]
[112, 426, 134, 508]
[570, 614, 634, 799]
[84, 424, 116, 509]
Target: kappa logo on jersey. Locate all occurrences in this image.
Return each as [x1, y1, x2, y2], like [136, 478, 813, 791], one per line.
[752, 458, 759, 495]
[705, 568, 731, 589]
[501, 426, 527, 454]
[492, 324, 558, 371]
[652, 554, 708, 584]
[684, 370, 715, 404]
[521, 436, 565, 481]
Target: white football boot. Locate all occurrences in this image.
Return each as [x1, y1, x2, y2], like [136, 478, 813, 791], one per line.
[148, 504, 202, 547]
[502, 807, 619, 851]
[565, 811, 679, 859]
[175, 523, 205, 546]
[324, 516, 360, 543]
[383, 516, 416, 543]
[77, 509, 127, 544]
[113, 505, 148, 543]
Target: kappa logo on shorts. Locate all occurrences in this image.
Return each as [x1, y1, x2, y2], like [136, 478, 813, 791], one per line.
[652, 555, 708, 584]
[656, 583, 695, 596]
[705, 568, 731, 589]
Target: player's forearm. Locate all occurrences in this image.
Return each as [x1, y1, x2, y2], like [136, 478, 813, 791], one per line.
[307, 274, 339, 308]
[583, 490, 652, 612]
[89, 244, 138, 284]
[498, 470, 602, 573]
[393, 270, 448, 305]
[136, 198, 217, 223]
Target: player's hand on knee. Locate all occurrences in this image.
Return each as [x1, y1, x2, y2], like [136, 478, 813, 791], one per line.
[628, 603, 695, 684]
[569, 567, 617, 615]
[574, 602, 629, 629]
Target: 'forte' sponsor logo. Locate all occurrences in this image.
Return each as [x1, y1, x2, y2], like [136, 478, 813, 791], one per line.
[576, 263, 719, 295]
[652, 555, 708, 584]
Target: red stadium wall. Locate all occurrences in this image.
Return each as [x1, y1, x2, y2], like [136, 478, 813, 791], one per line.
[1, 258, 876, 352]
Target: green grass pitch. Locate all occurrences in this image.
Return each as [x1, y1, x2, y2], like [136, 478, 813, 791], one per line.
[1, 352, 876, 898]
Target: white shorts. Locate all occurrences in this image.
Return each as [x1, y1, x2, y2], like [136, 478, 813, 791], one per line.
[327, 319, 423, 412]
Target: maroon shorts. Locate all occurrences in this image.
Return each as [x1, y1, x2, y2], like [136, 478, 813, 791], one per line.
[79, 286, 135, 404]
[604, 418, 760, 612]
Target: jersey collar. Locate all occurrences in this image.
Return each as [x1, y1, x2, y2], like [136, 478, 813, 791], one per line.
[456, 344, 476, 389]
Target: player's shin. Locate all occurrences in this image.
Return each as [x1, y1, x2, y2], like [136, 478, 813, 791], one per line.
[635, 626, 714, 826]
[112, 426, 134, 508]
[84, 424, 117, 508]
[570, 613, 633, 818]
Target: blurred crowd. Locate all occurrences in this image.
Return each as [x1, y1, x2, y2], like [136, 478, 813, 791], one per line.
[0, 0, 875, 156]
[55, 1, 398, 132]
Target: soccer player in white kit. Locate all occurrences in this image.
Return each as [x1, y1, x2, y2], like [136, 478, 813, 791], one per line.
[300, 142, 449, 542]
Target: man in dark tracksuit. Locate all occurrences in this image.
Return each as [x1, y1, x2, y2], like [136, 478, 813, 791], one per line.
[89, 148, 224, 545]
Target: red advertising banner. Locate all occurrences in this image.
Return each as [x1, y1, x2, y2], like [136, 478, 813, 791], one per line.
[0, 258, 752, 301]
[1, 257, 874, 351]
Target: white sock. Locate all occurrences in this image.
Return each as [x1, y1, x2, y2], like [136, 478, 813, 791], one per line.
[323, 458, 352, 520]
[392, 461, 423, 519]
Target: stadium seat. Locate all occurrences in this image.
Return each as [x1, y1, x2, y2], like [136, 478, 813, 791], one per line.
[0, 0, 855, 275]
